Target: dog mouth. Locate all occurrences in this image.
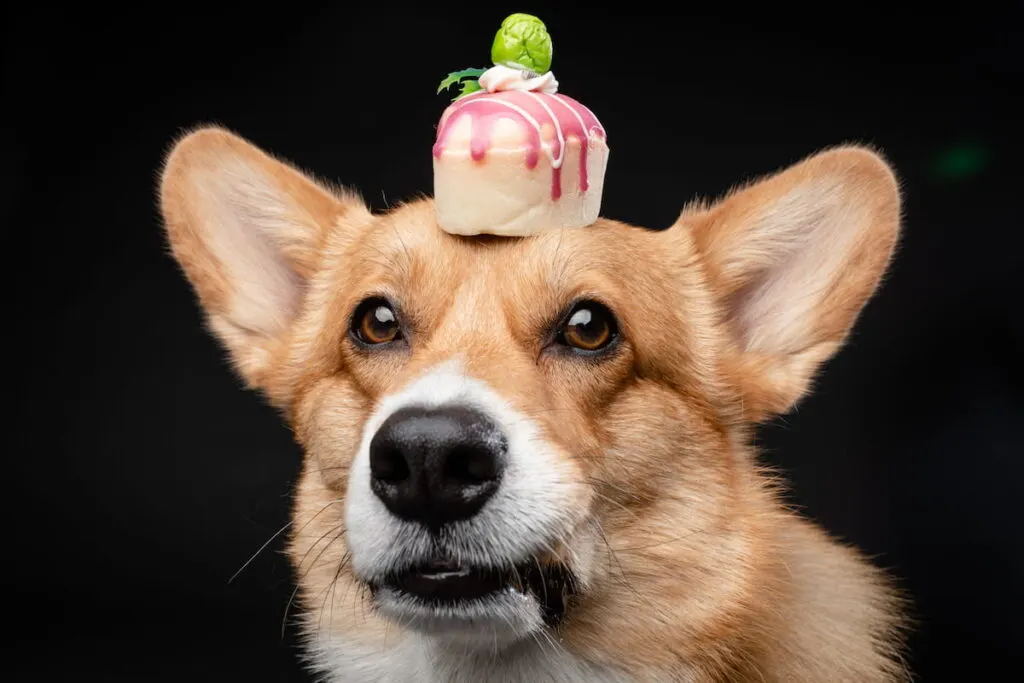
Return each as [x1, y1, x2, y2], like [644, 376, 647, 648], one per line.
[373, 557, 576, 625]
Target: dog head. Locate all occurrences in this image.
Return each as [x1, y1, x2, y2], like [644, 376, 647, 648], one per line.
[159, 127, 900, 674]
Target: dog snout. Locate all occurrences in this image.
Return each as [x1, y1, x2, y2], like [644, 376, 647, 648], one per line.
[369, 405, 507, 529]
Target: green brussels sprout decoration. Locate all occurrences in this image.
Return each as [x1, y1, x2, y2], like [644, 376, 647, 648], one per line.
[490, 13, 552, 74]
[438, 13, 553, 102]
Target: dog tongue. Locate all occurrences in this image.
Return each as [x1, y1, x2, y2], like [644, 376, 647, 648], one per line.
[431, 13, 609, 238]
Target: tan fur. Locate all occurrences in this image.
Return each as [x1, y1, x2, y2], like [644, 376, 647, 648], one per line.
[159, 125, 909, 682]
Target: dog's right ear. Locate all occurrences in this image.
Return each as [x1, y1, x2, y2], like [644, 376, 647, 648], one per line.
[159, 126, 371, 402]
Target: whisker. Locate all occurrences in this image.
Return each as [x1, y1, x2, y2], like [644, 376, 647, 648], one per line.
[281, 581, 302, 641]
[319, 551, 352, 638]
[229, 497, 344, 584]
[363, 242, 405, 275]
[587, 486, 645, 522]
[587, 477, 644, 505]
[294, 524, 346, 578]
[590, 517, 654, 610]
[533, 555, 549, 610]
[229, 520, 292, 584]
[611, 525, 713, 552]
[389, 221, 413, 274]
[285, 526, 347, 639]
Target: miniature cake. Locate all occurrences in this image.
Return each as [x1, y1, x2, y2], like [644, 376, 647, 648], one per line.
[433, 13, 609, 237]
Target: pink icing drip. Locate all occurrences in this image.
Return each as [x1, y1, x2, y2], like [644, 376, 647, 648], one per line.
[433, 90, 606, 201]
[469, 114, 495, 162]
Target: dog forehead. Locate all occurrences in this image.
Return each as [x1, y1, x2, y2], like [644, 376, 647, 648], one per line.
[347, 200, 670, 290]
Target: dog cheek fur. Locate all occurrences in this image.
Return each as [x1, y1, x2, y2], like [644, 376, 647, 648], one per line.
[560, 370, 907, 681]
[286, 376, 377, 644]
[560, 379, 761, 676]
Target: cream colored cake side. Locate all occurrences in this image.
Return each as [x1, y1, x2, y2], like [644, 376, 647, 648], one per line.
[433, 114, 609, 237]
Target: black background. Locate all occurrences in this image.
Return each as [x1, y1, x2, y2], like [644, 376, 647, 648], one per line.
[6, 5, 1022, 681]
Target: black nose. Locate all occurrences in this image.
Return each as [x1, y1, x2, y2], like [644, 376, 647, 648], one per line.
[368, 405, 507, 529]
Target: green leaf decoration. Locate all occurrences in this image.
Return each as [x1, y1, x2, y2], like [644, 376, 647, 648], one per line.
[438, 67, 488, 100]
[457, 80, 483, 98]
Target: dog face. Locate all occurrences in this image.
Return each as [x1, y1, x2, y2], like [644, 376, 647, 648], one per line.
[160, 128, 900, 677]
[295, 210, 735, 648]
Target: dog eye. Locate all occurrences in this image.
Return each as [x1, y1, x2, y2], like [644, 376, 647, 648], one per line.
[352, 298, 402, 345]
[557, 301, 618, 352]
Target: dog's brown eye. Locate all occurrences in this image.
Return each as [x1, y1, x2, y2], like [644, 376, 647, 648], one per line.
[352, 299, 402, 345]
[558, 301, 617, 352]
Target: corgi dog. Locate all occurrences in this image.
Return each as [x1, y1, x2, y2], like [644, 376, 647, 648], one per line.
[159, 126, 908, 682]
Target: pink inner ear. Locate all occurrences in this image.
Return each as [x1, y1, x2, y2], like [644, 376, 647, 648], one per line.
[198, 164, 306, 338]
[725, 269, 773, 351]
[721, 179, 863, 357]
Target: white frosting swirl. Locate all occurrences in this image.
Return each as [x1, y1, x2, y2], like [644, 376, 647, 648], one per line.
[478, 64, 558, 95]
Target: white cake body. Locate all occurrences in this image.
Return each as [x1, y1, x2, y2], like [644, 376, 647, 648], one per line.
[432, 68, 608, 237]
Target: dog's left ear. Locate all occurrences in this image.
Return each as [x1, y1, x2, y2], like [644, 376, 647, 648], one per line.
[674, 146, 902, 422]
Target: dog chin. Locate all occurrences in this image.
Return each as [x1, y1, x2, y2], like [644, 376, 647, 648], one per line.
[373, 585, 545, 646]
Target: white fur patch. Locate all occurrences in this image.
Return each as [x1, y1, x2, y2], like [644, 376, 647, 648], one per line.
[306, 633, 640, 683]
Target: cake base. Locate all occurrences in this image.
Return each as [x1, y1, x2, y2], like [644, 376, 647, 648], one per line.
[434, 138, 608, 237]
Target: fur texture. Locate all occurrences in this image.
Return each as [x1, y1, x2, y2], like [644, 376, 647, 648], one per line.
[159, 125, 909, 682]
